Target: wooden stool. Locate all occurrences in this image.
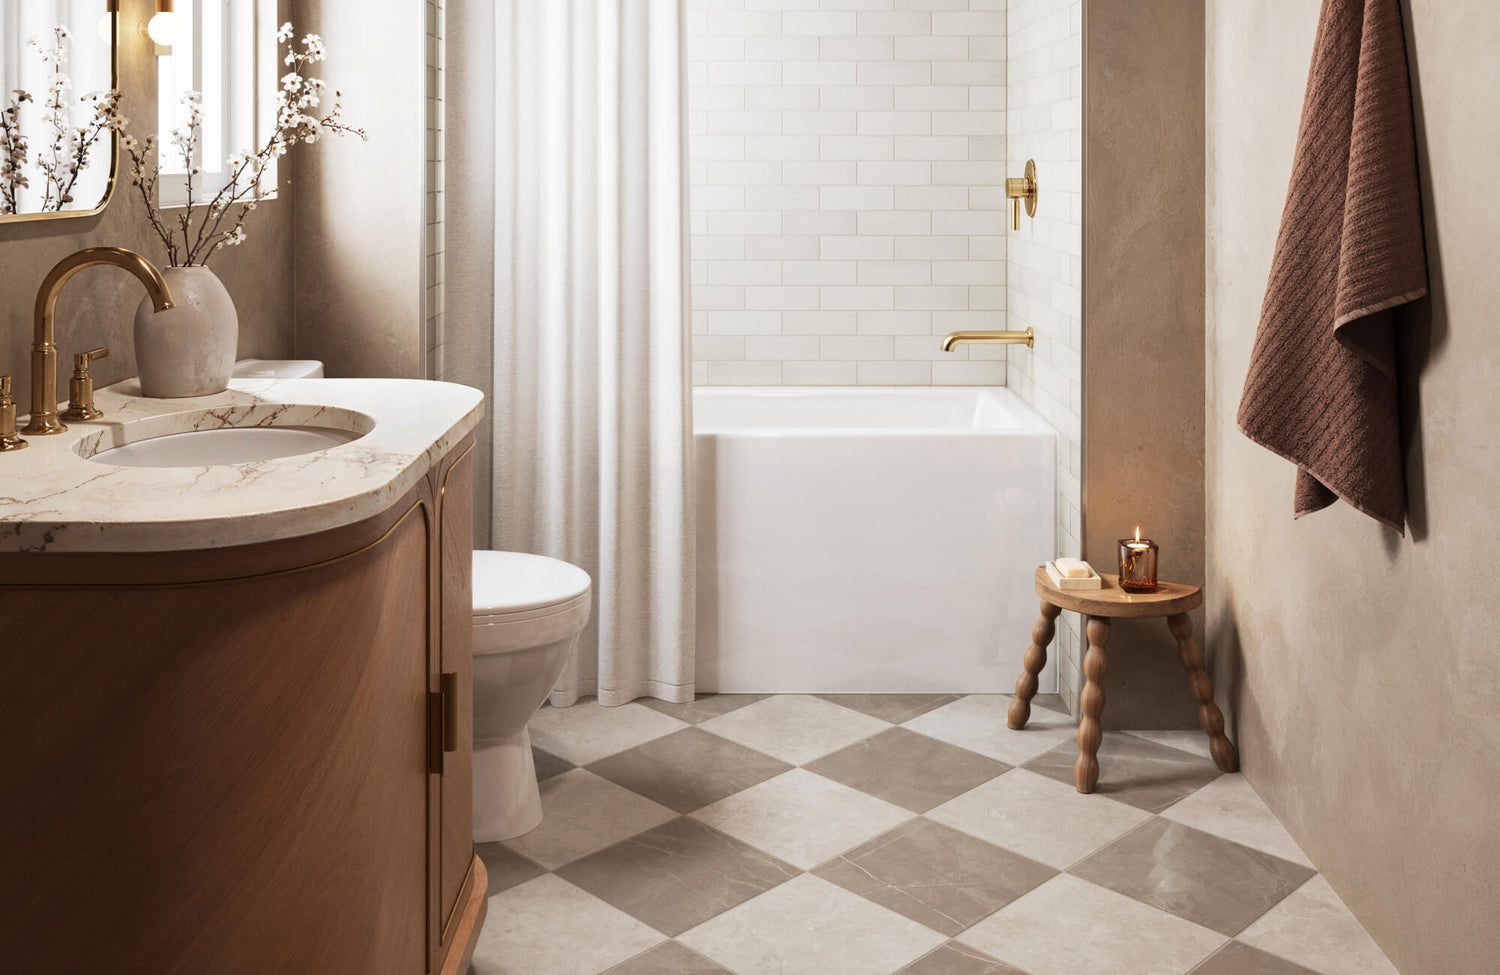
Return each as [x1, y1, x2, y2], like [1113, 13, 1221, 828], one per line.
[1007, 566, 1238, 793]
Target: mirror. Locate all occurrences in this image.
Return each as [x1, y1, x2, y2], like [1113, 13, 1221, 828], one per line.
[0, 0, 119, 222]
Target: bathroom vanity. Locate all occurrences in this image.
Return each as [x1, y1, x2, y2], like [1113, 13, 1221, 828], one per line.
[0, 377, 486, 975]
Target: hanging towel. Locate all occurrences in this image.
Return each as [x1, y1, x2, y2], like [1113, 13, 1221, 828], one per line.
[1236, 0, 1427, 533]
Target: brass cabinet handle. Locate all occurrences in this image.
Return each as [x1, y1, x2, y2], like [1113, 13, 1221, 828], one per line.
[440, 671, 459, 752]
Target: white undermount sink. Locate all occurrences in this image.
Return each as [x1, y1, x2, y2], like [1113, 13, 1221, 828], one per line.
[77, 405, 375, 468]
[91, 426, 362, 468]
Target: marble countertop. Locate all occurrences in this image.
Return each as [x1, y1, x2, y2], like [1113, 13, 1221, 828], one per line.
[0, 377, 484, 553]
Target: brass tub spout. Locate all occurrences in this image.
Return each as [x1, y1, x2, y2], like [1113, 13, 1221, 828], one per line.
[939, 328, 1035, 353]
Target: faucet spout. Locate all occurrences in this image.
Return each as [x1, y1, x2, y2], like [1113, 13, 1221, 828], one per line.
[25, 247, 175, 435]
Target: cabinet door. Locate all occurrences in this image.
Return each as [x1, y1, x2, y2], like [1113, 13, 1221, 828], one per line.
[435, 444, 476, 959]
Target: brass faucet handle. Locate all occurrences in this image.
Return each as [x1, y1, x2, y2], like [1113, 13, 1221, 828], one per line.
[0, 376, 27, 452]
[61, 346, 109, 422]
[1006, 158, 1039, 230]
[73, 346, 109, 376]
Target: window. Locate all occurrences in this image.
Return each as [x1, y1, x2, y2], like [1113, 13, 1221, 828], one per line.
[156, 0, 277, 207]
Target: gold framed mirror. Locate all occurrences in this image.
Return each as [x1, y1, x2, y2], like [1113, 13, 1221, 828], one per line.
[0, 0, 120, 223]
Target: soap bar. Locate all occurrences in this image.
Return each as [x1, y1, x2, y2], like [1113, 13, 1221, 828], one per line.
[1054, 557, 1092, 578]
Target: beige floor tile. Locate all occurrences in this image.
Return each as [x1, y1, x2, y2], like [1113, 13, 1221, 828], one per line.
[603, 941, 732, 974]
[698, 694, 892, 765]
[469, 875, 666, 975]
[1023, 734, 1222, 814]
[1159, 774, 1315, 869]
[1120, 729, 1217, 762]
[1237, 876, 1400, 975]
[528, 701, 689, 765]
[679, 874, 947, 975]
[926, 768, 1152, 869]
[502, 769, 677, 869]
[958, 874, 1226, 975]
[902, 694, 1079, 766]
[690, 768, 914, 869]
[816, 693, 961, 724]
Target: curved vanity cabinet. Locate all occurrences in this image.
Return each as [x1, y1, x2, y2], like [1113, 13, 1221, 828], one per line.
[0, 379, 486, 975]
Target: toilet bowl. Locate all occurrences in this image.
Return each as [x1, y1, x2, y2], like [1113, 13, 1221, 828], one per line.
[471, 550, 591, 842]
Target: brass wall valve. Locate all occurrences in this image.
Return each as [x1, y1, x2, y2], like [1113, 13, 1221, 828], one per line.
[62, 347, 109, 422]
[1, 376, 27, 451]
[1006, 158, 1039, 230]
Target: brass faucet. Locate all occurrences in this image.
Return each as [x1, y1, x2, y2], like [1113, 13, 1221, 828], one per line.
[939, 327, 1035, 352]
[24, 247, 174, 435]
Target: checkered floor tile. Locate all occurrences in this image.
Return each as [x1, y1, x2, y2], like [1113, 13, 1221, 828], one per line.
[468, 694, 1399, 975]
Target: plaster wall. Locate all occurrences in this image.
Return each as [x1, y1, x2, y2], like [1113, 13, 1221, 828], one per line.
[1206, 1, 1500, 970]
[291, 0, 425, 379]
[1081, 0, 1205, 728]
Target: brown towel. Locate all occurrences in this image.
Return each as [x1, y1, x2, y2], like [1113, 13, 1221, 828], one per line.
[1237, 0, 1427, 533]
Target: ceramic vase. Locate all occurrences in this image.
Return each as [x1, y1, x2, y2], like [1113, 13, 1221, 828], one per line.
[134, 264, 238, 398]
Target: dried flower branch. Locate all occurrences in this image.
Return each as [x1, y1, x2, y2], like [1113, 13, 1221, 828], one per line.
[122, 23, 366, 267]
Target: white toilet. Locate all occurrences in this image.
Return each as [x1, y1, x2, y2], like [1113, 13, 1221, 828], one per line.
[471, 550, 592, 842]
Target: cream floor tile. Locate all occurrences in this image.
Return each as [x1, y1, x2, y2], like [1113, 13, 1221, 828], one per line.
[690, 768, 914, 870]
[1237, 876, 1401, 975]
[926, 769, 1152, 869]
[679, 874, 947, 975]
[698, 694, 892, 765]
[958, 874, 1226, 975]
[502, 769, 677, 869]
[528, 702, 689, 765]
[1160, 774, 1315, 869]
[469, 875, 666, 975]
[1120, 729, 1216, 762]
[902, 695, 1079, 766]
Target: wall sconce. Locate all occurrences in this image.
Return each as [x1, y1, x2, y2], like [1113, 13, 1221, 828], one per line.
[148, 0, 178, 54]
[96, 0, 119, 44]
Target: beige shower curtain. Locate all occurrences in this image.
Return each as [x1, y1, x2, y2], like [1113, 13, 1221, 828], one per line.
[491, 0, 695, 707]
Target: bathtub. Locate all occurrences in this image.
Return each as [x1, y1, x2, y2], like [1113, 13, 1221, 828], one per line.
[694, 387, 1057, 694]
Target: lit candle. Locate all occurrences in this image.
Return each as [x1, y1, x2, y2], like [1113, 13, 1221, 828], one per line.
[1117, 526, 1159, 593]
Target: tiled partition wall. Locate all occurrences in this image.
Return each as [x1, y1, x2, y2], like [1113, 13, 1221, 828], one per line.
[685, 2, 1010, 386]
[423, 0, 446, 380]
[1005, 0, 1083, 703]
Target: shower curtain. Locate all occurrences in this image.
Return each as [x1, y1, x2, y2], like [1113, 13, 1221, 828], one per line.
[491, 0, 695, 706]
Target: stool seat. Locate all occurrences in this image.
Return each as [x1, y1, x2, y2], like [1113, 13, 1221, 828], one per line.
[1031, 567, 1202, 618]
[1008, 564, 1237, 794]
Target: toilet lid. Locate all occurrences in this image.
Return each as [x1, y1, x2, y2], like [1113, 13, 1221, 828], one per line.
[472, 550, 591, 616]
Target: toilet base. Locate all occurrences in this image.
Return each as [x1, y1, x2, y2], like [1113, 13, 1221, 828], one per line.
[473, 726, 545, 842]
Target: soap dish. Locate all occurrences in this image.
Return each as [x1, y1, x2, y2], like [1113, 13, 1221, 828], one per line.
[1045, 561, 1102, 590]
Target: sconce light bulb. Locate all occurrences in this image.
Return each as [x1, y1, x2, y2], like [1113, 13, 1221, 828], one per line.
[147, 11, 178, 46]
[97, 12, 114, 44]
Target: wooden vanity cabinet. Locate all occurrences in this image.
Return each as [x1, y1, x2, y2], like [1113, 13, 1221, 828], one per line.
[0, 437, 485, 975]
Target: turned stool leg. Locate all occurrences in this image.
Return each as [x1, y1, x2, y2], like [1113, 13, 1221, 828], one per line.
[1075, 616, 1110, 793]
[1167, 613, 1239, 773]
[1008, 600, 1062, 730]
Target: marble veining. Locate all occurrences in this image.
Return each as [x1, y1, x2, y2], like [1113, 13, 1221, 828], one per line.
[0, 377, 483, 553]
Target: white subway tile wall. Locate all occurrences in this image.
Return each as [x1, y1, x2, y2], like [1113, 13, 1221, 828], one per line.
[686, 0, 1010, 387]
[424, 0, 445, 381]
[1006, 0, 1083, 703]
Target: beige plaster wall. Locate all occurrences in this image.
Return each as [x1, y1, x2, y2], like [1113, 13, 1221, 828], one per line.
[0, 0, 294, 412]
[291, 0, 425, 379]
[1206, 1, 1500, 970]
[1081, 0, 1205, 728]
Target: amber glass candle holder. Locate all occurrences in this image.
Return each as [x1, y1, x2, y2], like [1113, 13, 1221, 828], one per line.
[1117, 537, 1159, 593]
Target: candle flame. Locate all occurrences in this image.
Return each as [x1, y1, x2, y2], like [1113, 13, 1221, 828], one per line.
[1134, 525, 1140, 542]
